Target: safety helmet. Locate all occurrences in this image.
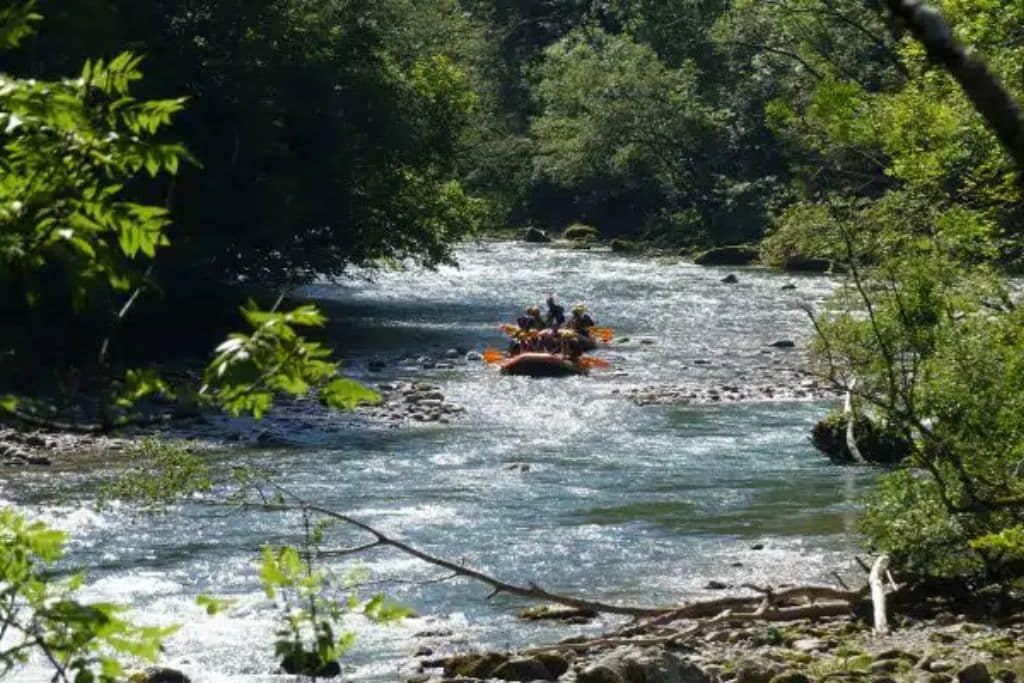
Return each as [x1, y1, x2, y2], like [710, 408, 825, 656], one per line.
[572, 303, 586, 314]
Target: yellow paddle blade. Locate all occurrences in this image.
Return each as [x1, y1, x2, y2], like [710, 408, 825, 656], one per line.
[498, 323, 519, 335]
[483, 348, 507, 363]
[592, 327, 615, 342]
[579, 356, 611, 369]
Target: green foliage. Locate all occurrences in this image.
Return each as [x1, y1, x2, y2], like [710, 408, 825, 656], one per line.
[258, 542, 411, 677]
[0, 39, 187, 306]
[99, 438, 211, 509]
[201, 301, 380, 419]
[0, 507, 176, 681]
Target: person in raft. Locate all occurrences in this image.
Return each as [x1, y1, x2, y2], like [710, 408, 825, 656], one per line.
[569, 304, 596, 337]
[517, 306, 545, 332]
[545, 293, 566, 328]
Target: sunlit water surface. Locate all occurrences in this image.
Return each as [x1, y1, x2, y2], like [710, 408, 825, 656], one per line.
[1, 242, 875, 681]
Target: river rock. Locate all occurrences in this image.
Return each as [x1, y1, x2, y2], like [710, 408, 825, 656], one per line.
[445, 652, 509, 678]
[281, 652, 341, 678]
[721, 274, 739, 284]
[517, 604, 594, 622]
[792, 637, 827, 652]
[578, 647, 709, 683]
[128, 668, 192, 683]
[524, 227, 552, 243]
[466, 351, 483, 361]
[736, 660, 781, 683]
[957, 663, 992, 683]
[770, 671, 811, 683]
[368, 359, 387, 372]
[491, 656, 558, 681]
[781, 283, 797, 290]
[769, 340, 796, 348]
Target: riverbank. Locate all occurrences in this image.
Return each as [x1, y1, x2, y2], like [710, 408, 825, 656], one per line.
[420, 604, 1024, 683]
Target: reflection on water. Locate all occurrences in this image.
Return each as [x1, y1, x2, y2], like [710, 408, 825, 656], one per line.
[0, 242, 875, 681]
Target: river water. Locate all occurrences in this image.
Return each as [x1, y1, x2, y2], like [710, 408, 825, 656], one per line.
[0, 242, 875, 681]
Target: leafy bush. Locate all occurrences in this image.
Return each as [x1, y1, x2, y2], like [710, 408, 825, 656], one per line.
[0, 507, 176, 681]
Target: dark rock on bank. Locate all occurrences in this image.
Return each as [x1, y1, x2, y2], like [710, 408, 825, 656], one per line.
[694, 245, 759, 266]
[524, 227, 552, 243]
[810, 413, 913, 464]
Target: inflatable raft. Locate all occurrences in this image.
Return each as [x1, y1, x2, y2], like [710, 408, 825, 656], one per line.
[500, 353, 585, 377]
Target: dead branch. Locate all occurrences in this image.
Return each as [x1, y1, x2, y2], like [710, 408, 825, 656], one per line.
[870, 555, 890, 634]
[230, 497, 873, 628]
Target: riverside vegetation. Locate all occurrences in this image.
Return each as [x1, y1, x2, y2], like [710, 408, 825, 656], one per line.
[3, 0, 1024, 680]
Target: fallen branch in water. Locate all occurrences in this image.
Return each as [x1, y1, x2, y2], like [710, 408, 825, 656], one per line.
[224, 493, 876, 627]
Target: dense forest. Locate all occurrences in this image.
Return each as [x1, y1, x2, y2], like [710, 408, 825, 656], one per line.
[4, 0, 1024, 680]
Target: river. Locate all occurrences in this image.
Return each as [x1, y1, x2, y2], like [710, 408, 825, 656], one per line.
[0, 242, 876, 681]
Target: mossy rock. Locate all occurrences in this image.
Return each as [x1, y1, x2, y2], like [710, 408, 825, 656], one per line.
[570, 240, 593, 250]
[445, 652, 509, 678]
[610, 238, 638, 253]
[810, 412, 913, 464]
[563, 223, 600, 241]
[693, 244, 760, 266]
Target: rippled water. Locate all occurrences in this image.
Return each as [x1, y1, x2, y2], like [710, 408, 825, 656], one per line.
[0, 242, 876, 681]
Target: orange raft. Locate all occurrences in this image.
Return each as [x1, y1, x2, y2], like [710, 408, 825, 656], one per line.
[499, 352, 586, 377]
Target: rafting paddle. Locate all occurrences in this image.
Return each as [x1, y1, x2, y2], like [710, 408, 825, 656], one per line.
[578, 356, 611, 369]
[482, 348, 507, 363]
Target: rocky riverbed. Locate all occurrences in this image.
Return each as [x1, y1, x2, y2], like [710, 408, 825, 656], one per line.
[410, 611, 1024, 683]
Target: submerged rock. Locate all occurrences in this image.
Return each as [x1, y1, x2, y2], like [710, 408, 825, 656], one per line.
[517, 604, 595, 622]
[721, 274, 739, 284]
[128, 668, 191, 683]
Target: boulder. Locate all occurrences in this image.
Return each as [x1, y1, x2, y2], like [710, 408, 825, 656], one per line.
[564, 223, 600, 241]
[810, 413, 913, 464]
[781, 283, 797, 290]
[578, 647, 708, 683]
[693, 245, 759, 266]
[768, 340, 796, 348]
[524, 227, 552, 243]
[611, 238, 638, 253]
[445, 652, 508, 679]
[721, 274, 739, 284]
[491, 656, 557, 681]
[736, 661, 781, 683]
[465, 350, 483, 361]
[958, 663, 992, 683]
